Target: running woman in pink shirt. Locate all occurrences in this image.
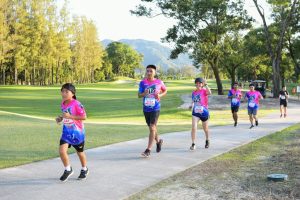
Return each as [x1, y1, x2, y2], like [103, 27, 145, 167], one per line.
[138, 65, 167, 157]
[228, 82, 242, 127]
[55, 83, 88, 182]
[189, 78, 212, 150]
[245, 83, 263, 129]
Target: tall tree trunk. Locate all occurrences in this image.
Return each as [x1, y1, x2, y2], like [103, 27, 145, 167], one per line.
[32, 63, 36, 85]
[14, 59, 18, 84]
[272, 56, 282, 97]
[253, 0, 297, 97]
[24, 69, 27, 85]
[51, 64, 54, 85]
[231, 71, 235, 88]
[226, 65, 236, 87]
[209, 60, 223, 95]
[1, 61, 5, 85]
[56, 61, 59, 84]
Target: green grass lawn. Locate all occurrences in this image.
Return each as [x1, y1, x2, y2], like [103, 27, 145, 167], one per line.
[0, 79, 275, 168]
[0, 112, 192, 169]
[0, 79, 233, 123]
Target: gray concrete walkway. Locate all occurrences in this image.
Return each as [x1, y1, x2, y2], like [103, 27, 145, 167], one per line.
[1, 104, 300, 200]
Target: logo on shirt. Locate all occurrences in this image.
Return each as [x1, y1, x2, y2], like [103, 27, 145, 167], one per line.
[193, 94, 201, 103]
[147, 84, 156, 95]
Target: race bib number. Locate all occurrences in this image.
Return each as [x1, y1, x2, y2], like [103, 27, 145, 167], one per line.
[248, 102, 256, 108]
[194, 105, 204, 114]
[144, 98, 155, 107]
[280, 96, 286, 100]
[232, 98, 238, 104]
[63, 118, 75, 127]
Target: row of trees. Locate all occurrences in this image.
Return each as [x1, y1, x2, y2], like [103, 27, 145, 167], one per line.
[132, 0, 300, 97]
[0, 0, 143, 85]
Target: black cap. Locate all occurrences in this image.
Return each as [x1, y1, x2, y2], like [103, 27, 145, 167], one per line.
[249, 83, 255, 87]
[61, 83, 76, 99]
[195, 77, 205, 84]
[146, 64, 156, 70]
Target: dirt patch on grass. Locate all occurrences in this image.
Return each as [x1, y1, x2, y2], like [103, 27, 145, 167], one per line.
[127, 125, 300, 200]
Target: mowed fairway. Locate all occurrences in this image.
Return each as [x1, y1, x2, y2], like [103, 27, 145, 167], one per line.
[0, 80, 195, 124]
[0, 80, 273, 168]
[0, 80, 196, 168]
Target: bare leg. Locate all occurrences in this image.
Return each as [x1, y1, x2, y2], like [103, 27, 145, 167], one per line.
[233, 112, 238, 123]
[191, 116, 199, 143]
[280, 105, 283, 116]
[202, 120, 209, 140]
[249, 115, 253, 125]
[284, 106, 287, 116]
[154, 131, 159, 143]
[59, 144, 70, 167]
[77, 151, 87, 168]
[147, 124, 157, 150]
[253, 115, 257, 122]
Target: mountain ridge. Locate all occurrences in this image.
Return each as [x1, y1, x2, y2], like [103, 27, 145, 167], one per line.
[101, 39, 193, 71]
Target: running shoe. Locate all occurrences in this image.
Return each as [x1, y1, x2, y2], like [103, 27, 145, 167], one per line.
[156, 139, 163, 153]
[78, 168, 89, 180]
[190, 143, 196, 150]
[205, 140, 209, 148]
[60, 167, 73, 182]
[141, 149, 151, 157]
[255, 120, 258, 126]
[249, 124, 254, 129]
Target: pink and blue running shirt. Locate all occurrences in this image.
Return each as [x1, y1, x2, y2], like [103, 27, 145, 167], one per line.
[245, 91, 262, 109]
[192, 89, 209, 117]
[138, 79, 167, 112]
[60, 99, 86, 145]
[228, 89, 242, 107]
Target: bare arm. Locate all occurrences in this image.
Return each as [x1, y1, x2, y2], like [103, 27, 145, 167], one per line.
[189, 102, 194, 110]
[205, 85, 212, 95]
[138, 89, 149, 98]
[157, 89, 167, 99]
[63, 112, 86, 120]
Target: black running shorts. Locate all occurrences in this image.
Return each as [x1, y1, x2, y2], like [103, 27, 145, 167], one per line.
[192, 113, 209, 122]
[144, 111, 160, 126]
[60, 140, 85, 152]
[231, 106, 239, 113]
[280, 100, 287, 107]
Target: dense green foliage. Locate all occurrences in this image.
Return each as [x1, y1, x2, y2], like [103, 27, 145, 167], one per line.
[0, 0, 142, 85]
[132, 0, 300, 96]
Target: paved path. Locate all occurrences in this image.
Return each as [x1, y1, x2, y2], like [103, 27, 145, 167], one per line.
[1, 104, 300, 200]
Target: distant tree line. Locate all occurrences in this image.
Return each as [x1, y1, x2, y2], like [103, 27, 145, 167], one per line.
[0, 0, 143, 85]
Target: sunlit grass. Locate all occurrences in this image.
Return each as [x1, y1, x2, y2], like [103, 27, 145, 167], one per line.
[0, 80, 276, 168]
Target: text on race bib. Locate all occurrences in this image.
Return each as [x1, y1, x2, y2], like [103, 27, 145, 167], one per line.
[232, 98, 238, 104]
[280, 96, 286, 100]
[63, 118, 75, 127]
[144, 98, 155, 107]
[194, 105, 204, 114]
[248, 102, 256, 108]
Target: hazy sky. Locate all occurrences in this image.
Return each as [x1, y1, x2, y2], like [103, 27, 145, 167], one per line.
[67, 0, 271, 43]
